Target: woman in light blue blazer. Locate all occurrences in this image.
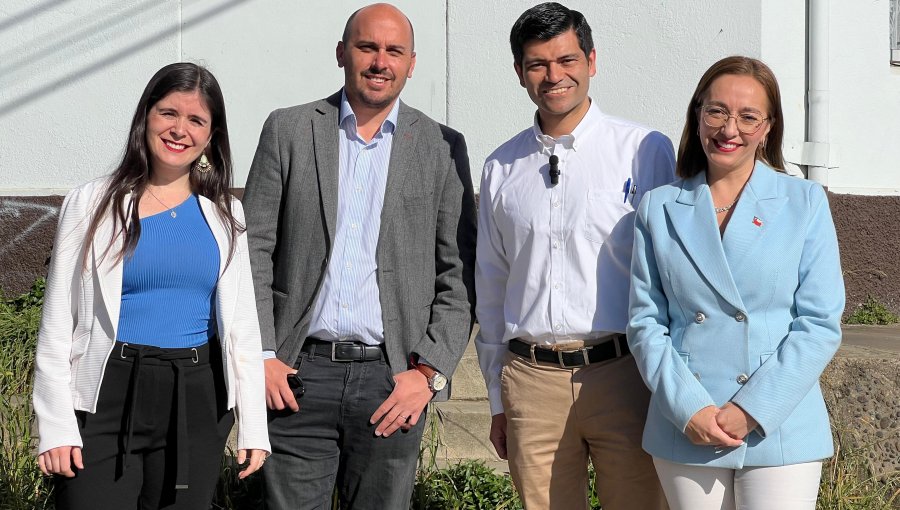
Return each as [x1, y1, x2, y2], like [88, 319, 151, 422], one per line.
[627, 56, 844, 510]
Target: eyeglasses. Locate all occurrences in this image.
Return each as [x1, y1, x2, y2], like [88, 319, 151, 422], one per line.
[699, 105, 769, 135]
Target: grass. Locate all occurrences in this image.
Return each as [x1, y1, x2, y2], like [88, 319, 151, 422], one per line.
[845, 296, 900, 325]
[0, 278, 53, 509]
[817, 426, 900, 510]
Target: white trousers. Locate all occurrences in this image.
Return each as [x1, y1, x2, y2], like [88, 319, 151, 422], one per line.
[653, 457, 822, 510]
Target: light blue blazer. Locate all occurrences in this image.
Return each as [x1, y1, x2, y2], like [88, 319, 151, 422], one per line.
[627, 162, 844, 469]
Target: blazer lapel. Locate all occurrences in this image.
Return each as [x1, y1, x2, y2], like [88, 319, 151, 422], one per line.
[92, 193, 130, 340]
[312, 93, 341, 245]
[722, 162, 789, 271]
[664, 173, 745, 311]
[199, 196, 232, 336]
[378, 102, 419, 240]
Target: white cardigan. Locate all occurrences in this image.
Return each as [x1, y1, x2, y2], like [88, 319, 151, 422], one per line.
[33, 177, 270, 454]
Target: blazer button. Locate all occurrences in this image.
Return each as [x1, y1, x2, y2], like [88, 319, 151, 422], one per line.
[694, 312, 706, 324]
[736, 373, 749, 384]
[734, 312, 746, 322]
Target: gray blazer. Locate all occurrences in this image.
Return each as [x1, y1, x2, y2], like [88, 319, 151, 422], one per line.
[243, 91, 476, 400]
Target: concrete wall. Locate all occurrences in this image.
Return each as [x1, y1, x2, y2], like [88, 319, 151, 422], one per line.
[827, 0, 900, 194]
[0, 0, 447, 193]
[448, 0, 761, 182]
[2, 1, 899, 194]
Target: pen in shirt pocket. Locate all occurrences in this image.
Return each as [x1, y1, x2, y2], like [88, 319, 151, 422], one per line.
[622, 178, 637, 203]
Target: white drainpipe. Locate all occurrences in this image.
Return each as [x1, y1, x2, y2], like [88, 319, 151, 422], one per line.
[806, 0, 831, 186]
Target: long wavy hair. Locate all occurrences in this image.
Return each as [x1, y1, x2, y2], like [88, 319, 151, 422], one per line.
[82, 62, 243, 268]
[676, 56, 785, 178]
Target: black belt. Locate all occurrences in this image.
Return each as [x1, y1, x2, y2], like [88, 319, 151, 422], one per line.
[302, 338, 384, 362]
[508, 335, 630, 368]
[116, 341, 209, 490]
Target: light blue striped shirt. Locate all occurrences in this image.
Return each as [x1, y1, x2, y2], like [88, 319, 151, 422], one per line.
[306, 91, 400, 345]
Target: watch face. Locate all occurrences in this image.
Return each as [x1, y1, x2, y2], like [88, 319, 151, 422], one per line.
[431, 373, 448, 392]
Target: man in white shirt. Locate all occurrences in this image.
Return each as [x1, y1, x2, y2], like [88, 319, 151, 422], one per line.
[475, 3, 674, 509]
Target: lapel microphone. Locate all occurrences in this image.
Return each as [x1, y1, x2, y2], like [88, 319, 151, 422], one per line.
[549, 155, 560, 186]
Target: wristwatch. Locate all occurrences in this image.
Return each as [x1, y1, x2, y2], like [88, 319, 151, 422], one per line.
[413, 362, 448, 392]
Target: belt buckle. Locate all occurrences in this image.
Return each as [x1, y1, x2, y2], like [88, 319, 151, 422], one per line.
[331, 341, 356, 362]
[557, 347, 590, 368]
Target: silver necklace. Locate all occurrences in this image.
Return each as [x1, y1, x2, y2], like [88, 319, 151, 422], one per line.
[714, 201, 736, 214]
[146, 186, 179, 218]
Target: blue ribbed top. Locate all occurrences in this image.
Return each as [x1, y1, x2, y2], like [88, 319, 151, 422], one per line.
[117, 195, 220, 348]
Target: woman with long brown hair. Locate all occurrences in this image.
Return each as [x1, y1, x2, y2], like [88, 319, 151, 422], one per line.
[33, 62, 269, 509]
[628, 56, 843, 509]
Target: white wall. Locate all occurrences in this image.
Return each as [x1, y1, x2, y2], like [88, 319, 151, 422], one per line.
[448, 0, 761, 183]
[827, 0, 900, 194]
[0, 0, 446, 193]
[1, 1, 898, 195]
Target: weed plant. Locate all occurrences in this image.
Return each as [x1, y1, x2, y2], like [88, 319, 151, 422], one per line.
[845, 296, 900, 325]
[817, 426, 900, 509]
[0, 279, 53, 509]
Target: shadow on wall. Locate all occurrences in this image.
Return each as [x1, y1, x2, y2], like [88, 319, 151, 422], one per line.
[0, 0, 254, 117]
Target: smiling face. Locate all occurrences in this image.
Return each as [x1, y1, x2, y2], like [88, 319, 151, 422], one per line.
[515, 28, 596, 137]
[336, 4, 416, 116]
[698, 74, 771, 178]
[145, 90, 212, 176]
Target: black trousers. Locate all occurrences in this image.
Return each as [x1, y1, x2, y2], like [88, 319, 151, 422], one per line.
[54, 341, 234, 510]
[264, 347, 426, 510]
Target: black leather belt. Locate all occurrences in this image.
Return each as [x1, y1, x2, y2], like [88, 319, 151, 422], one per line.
[508, 335, 630, 368]
[303, 338, 384, 362]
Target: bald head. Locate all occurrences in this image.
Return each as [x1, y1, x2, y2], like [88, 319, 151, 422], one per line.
[342, 3, 415, 51]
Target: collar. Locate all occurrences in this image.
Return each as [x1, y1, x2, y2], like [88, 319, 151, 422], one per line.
[677, 160, 780, 206]
[531, 98, 600, 155]
[339, 89, 400, 139]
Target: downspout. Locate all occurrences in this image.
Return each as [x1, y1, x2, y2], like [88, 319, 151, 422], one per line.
[806, 0, 830, 186]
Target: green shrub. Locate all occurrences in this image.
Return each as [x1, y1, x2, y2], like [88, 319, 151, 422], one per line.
[413, 460, 522, 510]
[0, 279, 53, 509]
[211, 447, 265, 509]
[845, 296, 899, 325]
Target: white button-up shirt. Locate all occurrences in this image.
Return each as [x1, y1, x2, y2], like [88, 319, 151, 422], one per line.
[475, 101, 675, 414]
[306, 92, 399, 345]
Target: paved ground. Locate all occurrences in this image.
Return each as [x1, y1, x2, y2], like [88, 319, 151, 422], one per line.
[840, 324, 900, 353]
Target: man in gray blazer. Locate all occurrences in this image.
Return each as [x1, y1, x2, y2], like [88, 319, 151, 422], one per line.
[242, 3, 476, 509]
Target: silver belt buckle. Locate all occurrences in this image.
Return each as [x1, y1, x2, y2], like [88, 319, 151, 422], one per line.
[331, 341, 355, 362]
[557, 347, 590, 368]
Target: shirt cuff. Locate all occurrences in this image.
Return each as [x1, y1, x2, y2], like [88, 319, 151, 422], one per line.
[261, 350, 276, 360]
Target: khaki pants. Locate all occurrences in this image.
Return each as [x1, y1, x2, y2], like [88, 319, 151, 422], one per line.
[501, 351, 667, 510]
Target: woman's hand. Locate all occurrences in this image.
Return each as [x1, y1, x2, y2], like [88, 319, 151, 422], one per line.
[38, 446, 84, 477]
[716, 402, 758, 440]
[684, 406, 744, 447]
[237, 448, 268, 479]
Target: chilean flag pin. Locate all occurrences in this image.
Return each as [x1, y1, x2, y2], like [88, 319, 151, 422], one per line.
[752, 216, 763, 227]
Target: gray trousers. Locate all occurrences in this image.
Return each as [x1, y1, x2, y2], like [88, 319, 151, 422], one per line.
[263, 349, 425, 510]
